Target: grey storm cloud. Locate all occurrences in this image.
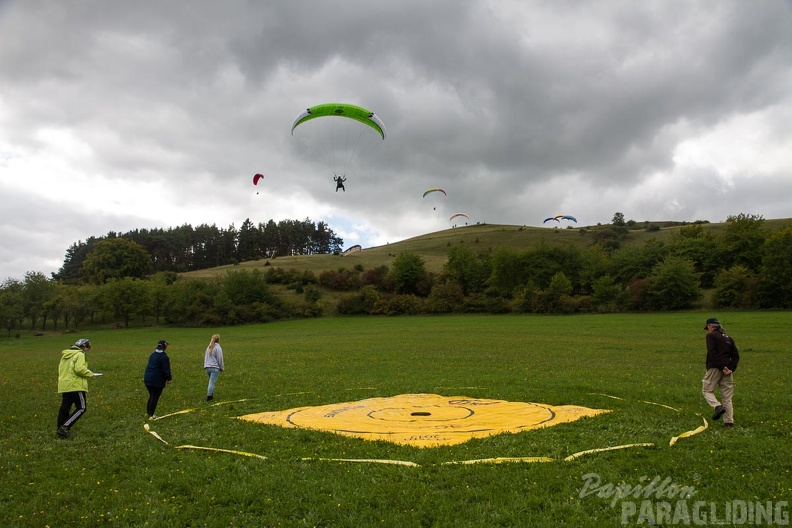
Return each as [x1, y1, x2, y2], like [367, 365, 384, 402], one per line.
[1, 0, 791, 280]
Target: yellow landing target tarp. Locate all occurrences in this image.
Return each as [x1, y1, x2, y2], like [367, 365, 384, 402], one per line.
[238, 393, 610, 448]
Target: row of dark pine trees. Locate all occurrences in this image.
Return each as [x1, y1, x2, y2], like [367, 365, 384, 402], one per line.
[53, 218, 342, 283]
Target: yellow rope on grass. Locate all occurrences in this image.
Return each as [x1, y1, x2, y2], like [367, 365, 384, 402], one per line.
[640, 400, 681, 412]
[175, 445, 268, 461]
[443, 457, 554, 465]
[304, 458, 420, 467]
[588, 393, 625, 400]
[564, 443, 655, 461]
[152, 408, 197, 420]
[669, 415, 708, 446]
[209, 398, 251, 406]
[143, 423, 169, 445]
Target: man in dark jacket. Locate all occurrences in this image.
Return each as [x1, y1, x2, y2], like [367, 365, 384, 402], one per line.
[143, 340, 172, 420]
[702, 318, 740, 427]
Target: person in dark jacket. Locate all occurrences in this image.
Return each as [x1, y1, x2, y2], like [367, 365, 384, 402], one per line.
[144, 340, 172, 420]
[702, 318, 740, 427]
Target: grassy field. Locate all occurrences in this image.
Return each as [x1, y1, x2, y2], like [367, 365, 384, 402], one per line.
[2, 312, 790, 527]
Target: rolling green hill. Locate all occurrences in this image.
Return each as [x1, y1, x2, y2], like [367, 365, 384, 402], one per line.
[183, 218, 790, 280]
[183, 219, 780, 278]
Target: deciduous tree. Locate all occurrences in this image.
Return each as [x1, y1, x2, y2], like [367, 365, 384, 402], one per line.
[81, 238, 153, 284]
[390, 252, 427, 295]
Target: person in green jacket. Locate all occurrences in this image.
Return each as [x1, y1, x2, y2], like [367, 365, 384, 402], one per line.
[57, 338, 102, 439]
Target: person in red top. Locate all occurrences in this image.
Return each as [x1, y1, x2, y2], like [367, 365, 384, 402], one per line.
[702, 318, 740, 427]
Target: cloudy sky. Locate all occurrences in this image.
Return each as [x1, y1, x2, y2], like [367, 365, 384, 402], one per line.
[2, 1, 791, 281]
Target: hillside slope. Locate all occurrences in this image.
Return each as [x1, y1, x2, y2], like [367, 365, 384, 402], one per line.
[182, 218, 791, 279]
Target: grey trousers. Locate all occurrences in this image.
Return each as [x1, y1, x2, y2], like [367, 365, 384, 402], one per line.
[702, 368, 734, 424]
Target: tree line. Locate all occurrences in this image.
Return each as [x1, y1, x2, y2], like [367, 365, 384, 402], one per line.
[52, 217, 343, 283]
[2, 213, 791, 334]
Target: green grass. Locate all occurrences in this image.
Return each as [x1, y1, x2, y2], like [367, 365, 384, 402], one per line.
[2, 312, 791, 527]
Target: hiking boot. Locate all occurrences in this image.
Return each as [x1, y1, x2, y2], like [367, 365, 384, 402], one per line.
[148, 414, 158, 421]
[207, 395, 214, 402]
[724, 423, 734, 428]
[56, 427, 70, 439]
[712, 405, 726, 421]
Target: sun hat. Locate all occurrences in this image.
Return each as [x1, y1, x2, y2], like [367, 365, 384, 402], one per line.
[704, 318, 720, 329]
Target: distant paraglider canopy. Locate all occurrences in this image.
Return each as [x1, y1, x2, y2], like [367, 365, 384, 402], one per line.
[342, 245, 362, 256]
[422, 188, 447, 198]
[253, 173, 264, 194]
[450, 213, 470, 222]
[545, 215, 577, 224]
[424, 188, 447, 211]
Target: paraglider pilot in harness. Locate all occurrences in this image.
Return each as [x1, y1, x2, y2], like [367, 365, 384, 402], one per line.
[334, 175, 346, 192]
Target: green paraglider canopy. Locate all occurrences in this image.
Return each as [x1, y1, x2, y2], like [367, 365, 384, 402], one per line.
[290, 103, 387, 187]
[291, 103, 386, 139]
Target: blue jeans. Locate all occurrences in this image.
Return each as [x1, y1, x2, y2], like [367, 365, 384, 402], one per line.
[206, 367, 221, 396]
